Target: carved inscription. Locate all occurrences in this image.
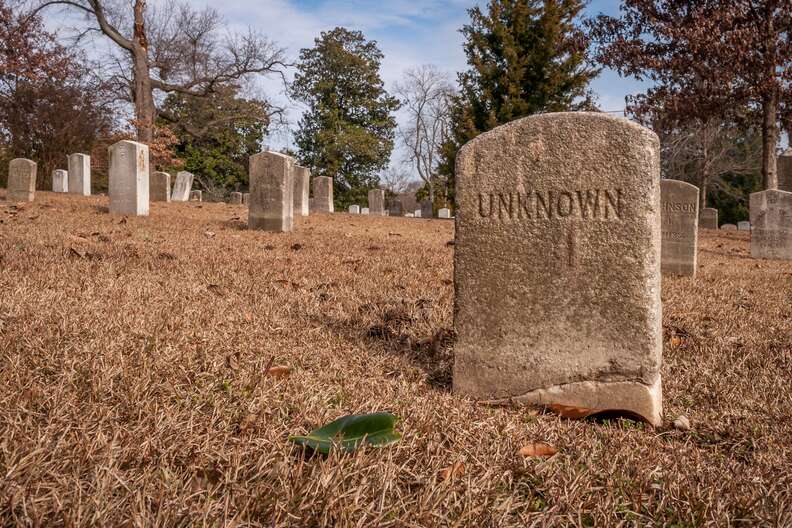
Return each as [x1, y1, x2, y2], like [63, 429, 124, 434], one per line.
[662, 202, 696, 214]
[478, 189, 624, 220]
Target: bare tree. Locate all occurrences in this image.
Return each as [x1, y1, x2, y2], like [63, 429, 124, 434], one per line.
[30, 0, 287, 144]
[659, 117, 762, 208]
[379, 164, 413, 195]
[394, 65, 454, 204]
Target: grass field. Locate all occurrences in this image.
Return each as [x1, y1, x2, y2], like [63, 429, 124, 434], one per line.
[1, 191, 791, 527]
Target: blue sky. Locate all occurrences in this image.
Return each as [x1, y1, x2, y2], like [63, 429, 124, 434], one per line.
[194, 0, 643, 146]
[188, 0, 653, 158]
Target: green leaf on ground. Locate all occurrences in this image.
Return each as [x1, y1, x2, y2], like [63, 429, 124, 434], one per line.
[289, 412, 401, 454]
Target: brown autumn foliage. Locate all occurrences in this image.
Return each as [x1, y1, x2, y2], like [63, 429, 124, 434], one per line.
[0, 192, 791, 525]
[590, 0, 792, 189]
[0, 0, 113, 187]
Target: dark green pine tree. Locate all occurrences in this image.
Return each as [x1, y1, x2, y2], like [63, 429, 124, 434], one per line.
[292, 27, 400, 209]
[440, 0, 599, 202]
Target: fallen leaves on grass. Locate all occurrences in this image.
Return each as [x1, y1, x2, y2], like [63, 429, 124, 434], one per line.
[438, 461, 465, 482]
[266, 366, 291, 378]
[289, 412, 401, 454]
[546, 404, 600, 420]
[518, 443, 558, 458]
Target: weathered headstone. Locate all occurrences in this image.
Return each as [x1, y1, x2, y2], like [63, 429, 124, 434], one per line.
[420, 200, 433, 219]
[660, 180, 699, 277]
[7, 159, 37, 203]
[243, 193, 250, 205]
[151, 172, 171, 202]
[108, 140, 149, 216]
[414, 209, 422, 218]
[189, 190, 202, 202]
[171, 171, 194, 202]
[454, 112, 662, 425]
[750, 189, 792, 260]
[368, 189, 385, 216]
[721, 224, 737, 230]
[293, 165, 310, 216]
[52, 169, 68, 193]
[700, 208, 718, 229]
[249, 151, 294, 232]
[312, 176, 333, 213]
[348, 205, 360, 214]
[405, 213, 415, 218]
[779, 149, 792, 192]
[361, 207, 369, 215]
[438, 207, 451, 219]
[230, 192, 243, 205]
[738, 221, 751, 231]
[388, 199, 403, 217]
[67, 153, 91, 196]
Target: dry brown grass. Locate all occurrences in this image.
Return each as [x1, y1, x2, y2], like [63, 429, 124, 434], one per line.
[1, 191, 791, 527]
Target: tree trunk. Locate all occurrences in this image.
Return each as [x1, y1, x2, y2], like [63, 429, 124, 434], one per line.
[761, 88, 779, 190]
[700, 138, 710, 209]
[132, 0, 155, 144]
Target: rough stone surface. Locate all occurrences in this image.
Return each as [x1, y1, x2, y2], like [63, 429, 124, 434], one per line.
[312, 176, 333, 213]
[779, 149, 792, 192]
[171, 171, 194, 202]
[108, 140, 149, 216]
[700, 208, 718, 229]
[420, 200, 433, 219]
[388, 199, 403, 217]
[750, 189, 792, 260]
[348, 205, 360, 214]
[368, 189, 386, 216]
[293, 166, 310, 216]
[249, 151, 294, 232]
[151, 172, 171, 202]
[52, 169, 68, 193]
[454, 112, 662, 426]
[439, 208, 451, 219]
[8, 158, 37, 203]
[230, 192, 243, 205]
[737, 221, 751, 231]
[243, 193, 250, 205]
[721, 224, 737, 230]
[68, 153, 91, 196]
[661, 180, 699, 277]
[189, 190, 202, 202]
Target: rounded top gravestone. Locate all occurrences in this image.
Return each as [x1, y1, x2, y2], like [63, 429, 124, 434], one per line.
[454, 112, 662, 425]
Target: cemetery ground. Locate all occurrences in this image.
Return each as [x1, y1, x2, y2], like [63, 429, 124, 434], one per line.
[1, 192, 791, 527]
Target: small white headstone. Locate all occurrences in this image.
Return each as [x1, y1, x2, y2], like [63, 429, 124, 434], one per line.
[414, 209, 422, 218]
[108, 140, 149, 216]
[438, 208, 451, 219]
[171, 171, 194, 202]
[737, 221, 751, 231]
[52, 169, 68, 193]
[68, 153, 91, 196]
[721, 224, 737, 230]
[361, 207, 369, 215]
[348, 205, 360, 214]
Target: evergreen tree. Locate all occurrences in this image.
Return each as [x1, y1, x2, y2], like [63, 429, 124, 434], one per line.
[159, 85, 269, 198]
[292, 27, 400, 208]
[440, 0, 598, 198]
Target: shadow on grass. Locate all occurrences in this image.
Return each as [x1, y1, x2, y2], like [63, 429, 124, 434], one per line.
[317, 298, 455, 391]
